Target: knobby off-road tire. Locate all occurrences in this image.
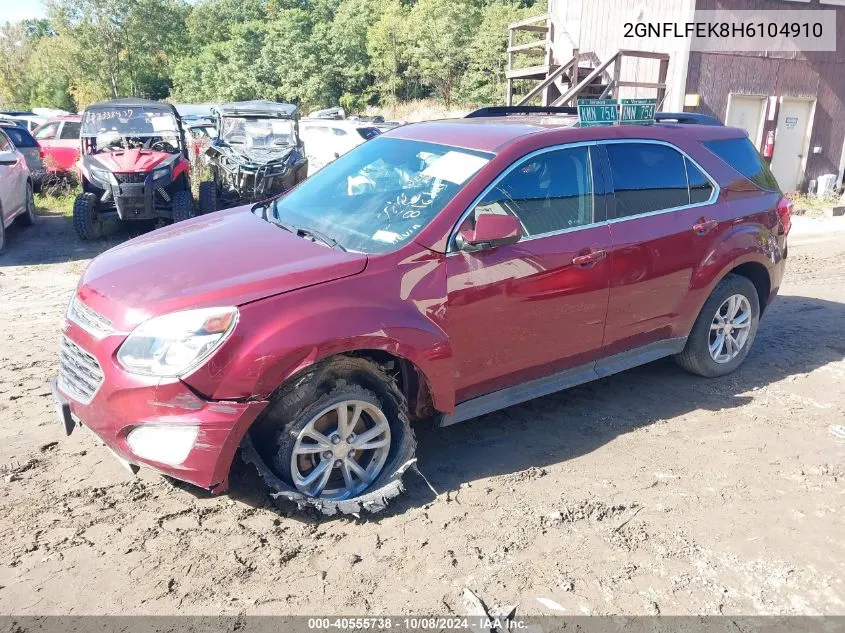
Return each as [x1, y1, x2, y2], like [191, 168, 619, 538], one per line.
[244, 356, 416, 516]
[18, 181, 36, 226]
[72, 192, 102, 240]
[171, 190, 195, 223]
[675, 273, 761, 378]
[198, 181, 217, 215]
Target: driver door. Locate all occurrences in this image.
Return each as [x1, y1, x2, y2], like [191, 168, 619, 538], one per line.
[445, 144, 612, 403]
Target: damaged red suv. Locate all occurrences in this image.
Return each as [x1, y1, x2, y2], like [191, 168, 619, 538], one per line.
[52, 107, 791, 514]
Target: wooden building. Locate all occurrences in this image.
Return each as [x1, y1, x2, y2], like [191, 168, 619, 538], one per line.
[508, 0, 845, 192]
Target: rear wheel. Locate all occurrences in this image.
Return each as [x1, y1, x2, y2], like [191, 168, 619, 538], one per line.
[72, 192, 102, 240]
[198, 181, 217, 215]
[245, 357, 416, 515]
[675, 273, 761, 377]
[18, 181, 36, 226]
[0, 212, 5, 254]
[171, 190, 194, 223]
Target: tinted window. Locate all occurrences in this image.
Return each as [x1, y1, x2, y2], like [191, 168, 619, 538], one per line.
[34, 122, 59, 140]
[59, 122, 81, 139]
[703, 137, 779, 191]
[606, 143, 688, 217]
[2, 126, 37, 148]
[0, 130, 11, 152]
[686, 157, 714, 204]
[473, 146, 593, 237]
[357, 127, 381, 140]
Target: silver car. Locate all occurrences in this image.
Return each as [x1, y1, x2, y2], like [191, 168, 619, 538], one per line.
[0, 123, 44, 190]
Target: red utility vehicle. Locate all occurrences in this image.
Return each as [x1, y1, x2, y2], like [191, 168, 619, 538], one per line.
[71, 99, 204, 239]
[52, 107, 791, 514]
[32, 114, 82, 174]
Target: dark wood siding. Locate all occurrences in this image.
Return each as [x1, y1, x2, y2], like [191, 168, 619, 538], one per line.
[687, 0, 845, 188]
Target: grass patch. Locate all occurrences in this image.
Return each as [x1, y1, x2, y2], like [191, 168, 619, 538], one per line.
[787, 192, 841, 218]
[35, 181, 81, 217]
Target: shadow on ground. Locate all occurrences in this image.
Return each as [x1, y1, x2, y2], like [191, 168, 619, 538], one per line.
[226, 293, 845, 521]
[0, 210, 155, 266]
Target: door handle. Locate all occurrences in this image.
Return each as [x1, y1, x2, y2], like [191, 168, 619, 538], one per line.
[572, 249, 607, 267]
[692, 219, 718, 235]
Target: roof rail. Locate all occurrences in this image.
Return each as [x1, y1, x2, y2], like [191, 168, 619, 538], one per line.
[654, 112, 722, 126]
[465, 106, 577, 118]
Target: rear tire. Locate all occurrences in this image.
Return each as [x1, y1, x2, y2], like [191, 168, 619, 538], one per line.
[171, 190, 194, 223]
[0, 212, 5, 254]
[675, 273, 761, 377]
[18, 181, 36, 226]
[72, 192, 102, 240]
[198, 181, 217, 215]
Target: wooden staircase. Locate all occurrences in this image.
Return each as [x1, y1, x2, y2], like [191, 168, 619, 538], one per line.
[505, 15, 670, 108]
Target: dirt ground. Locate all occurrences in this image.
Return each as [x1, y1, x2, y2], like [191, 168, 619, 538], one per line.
[0, 208, 843, 617]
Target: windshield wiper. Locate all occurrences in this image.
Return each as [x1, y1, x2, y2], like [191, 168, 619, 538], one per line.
[263, 206, 346, 251]
[295, 226, 346, 251]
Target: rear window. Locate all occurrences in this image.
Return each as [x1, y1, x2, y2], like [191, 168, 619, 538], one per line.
[357, 127, 381, 140]
[703, 137, 780, 191]
[59, 122, 82, 140]
[1, 126, 37, 148]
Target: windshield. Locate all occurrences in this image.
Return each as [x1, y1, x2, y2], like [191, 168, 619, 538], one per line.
[81, 108, 179, 138]
[272, 137, 492, 254]
[220, 117, 295, 148]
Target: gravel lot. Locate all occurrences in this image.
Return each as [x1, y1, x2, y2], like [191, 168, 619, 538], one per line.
[0, 209, 843, 616]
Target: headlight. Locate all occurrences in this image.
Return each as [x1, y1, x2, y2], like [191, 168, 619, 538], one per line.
[152, 166, 170, 181]
[116, 307, 238, 377]
[89, 167, 112, 184]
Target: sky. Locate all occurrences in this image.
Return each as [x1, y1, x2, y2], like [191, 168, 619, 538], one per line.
[0, 0, 47, 24]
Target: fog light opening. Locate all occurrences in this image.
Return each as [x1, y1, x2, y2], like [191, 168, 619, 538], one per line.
[126, 425, 199, 466]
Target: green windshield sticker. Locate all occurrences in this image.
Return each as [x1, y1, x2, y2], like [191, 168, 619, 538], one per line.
[577, 99, 618, 127]
[620, 98, 657, 124]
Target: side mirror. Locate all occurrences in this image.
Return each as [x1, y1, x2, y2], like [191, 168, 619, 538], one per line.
[0, 150, 18, 166]
[456, 213, 521, 252]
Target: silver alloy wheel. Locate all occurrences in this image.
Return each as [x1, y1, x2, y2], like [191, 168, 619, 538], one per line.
[709, 294, 752, 363]
[290, 400, 391, 500]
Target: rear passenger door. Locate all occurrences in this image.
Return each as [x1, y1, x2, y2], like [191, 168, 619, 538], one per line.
[53, 121, 81, 171]
[600, 140, 718, 356]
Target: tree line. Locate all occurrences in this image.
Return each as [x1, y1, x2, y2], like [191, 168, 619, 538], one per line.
[0, 0, 546, 113]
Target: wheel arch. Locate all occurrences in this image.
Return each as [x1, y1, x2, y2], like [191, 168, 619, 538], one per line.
[728, 260, 771, 315]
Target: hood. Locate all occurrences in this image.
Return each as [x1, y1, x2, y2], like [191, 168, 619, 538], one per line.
[89, 149, 172, 173]
[77, 207, 368, 330]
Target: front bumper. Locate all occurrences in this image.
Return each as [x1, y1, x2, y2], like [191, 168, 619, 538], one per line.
[53, 324, 268, 492]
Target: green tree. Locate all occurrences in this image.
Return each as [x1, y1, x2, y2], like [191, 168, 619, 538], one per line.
[366, 0, 411, 103]
[458, 0, 540, 105]
[406, 0, 481, 106]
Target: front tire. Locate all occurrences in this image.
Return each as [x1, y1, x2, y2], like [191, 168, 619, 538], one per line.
[171, 190, 194, 223]
[198, 180, 217, 215]
[246, 357, 416, 515]
[72, 192, 102, 240]
[675, 273, 761, 377]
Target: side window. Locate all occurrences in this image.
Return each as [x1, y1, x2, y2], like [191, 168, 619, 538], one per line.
[472, 146, 594, 237]
[0, 130, 12, 152]
[703, 137, 779, 191]
[59, 122, 81, 140]
[606, 143, 689, 217]
[34, 122, 59, 140]
[686, 157, 714, 204]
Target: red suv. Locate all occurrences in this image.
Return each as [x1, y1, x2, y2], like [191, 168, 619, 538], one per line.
[51, 108, 790, 514]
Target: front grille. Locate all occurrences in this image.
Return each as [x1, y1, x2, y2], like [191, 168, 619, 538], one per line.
[115, 173, 146, 184]
[67, 295, 114, 338]
[58, 336, 104, 404]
